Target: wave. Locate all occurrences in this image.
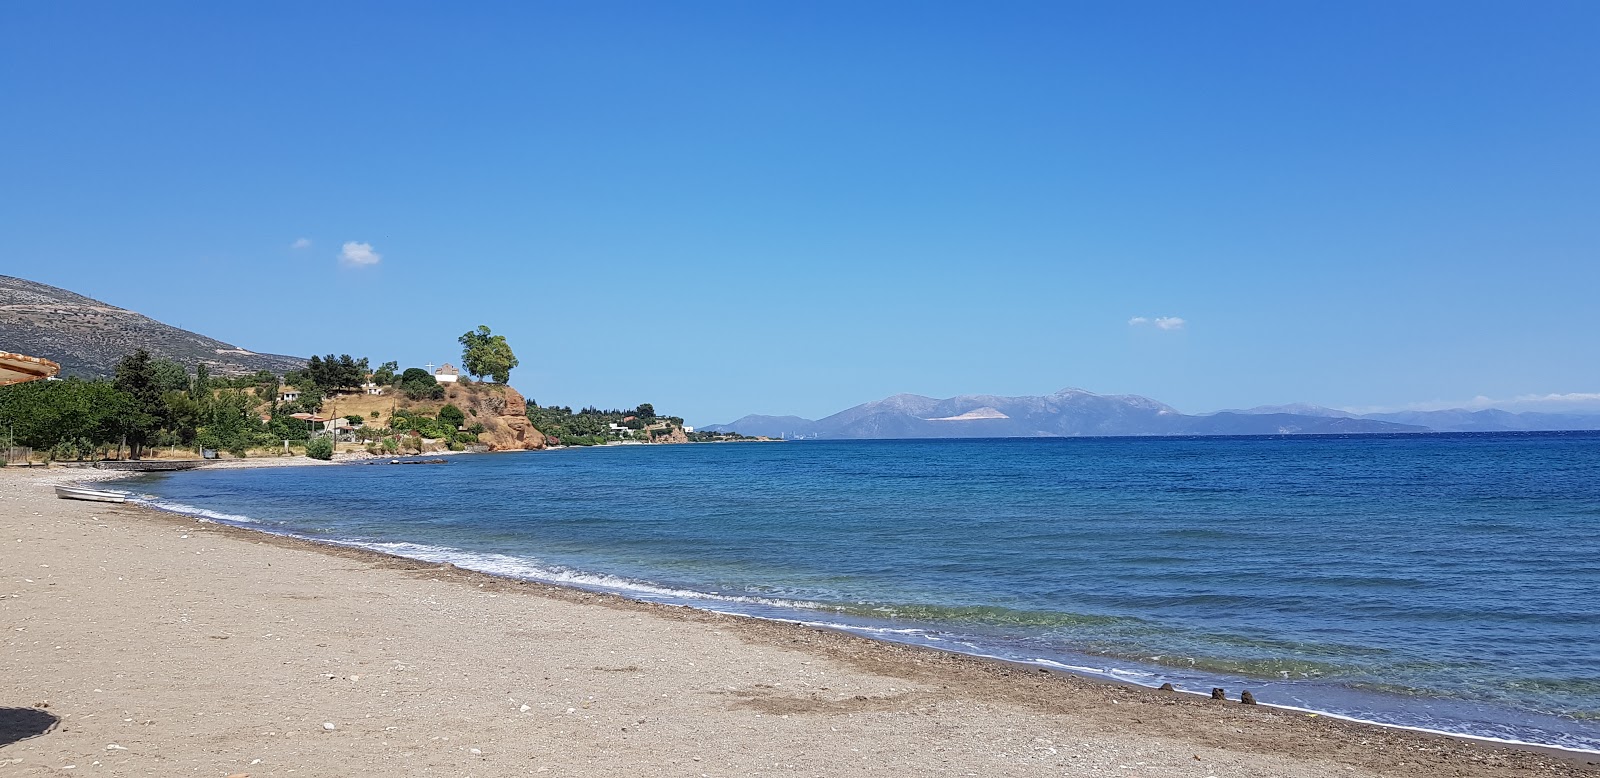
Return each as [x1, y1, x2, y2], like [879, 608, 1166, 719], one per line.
[133, 491, 1600, 753]
[133, 497, 259, 524]
[323, 539, 832, 612]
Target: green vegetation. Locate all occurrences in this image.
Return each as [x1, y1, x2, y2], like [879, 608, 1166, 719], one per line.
[686, 430, 762, 442]
[0, 350, 286, 460]
[0, 325, 726, 460]
[438, 404, 465, 429]
[398, 368, 444, 400]
[304, 436, 334, 460]
[303, 354, 370, 392]
[0, 378, 133, 457]
[458, 325, 518, 384]
[387, 408, 459, 440]
[526, 402, 685, 447]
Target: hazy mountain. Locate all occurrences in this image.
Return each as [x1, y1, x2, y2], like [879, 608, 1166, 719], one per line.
[1210, 403, 1355, 418]
[704, 388, 1426, 439]
[1213, 402, 1600, 432]
[1179, 413, 1419, 435]
[703, 415, 818, 439]
[1362, 409, 1600, 432]
[0, 275, 305, 378]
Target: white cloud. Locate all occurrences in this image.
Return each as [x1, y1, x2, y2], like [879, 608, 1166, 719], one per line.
[339, 241, 381, 267]
[1129, 315, 1185, 331]
[291, 237, 312, 250]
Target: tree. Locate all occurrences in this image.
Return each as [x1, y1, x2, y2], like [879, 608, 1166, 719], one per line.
[399, 368, 444, 400]
[149, 358, 191, 393]
[458, 325, 518, 384]
[192, 363, 210, 397]
[305, 436, 334, 460]
[373, 360, 398, 385]
[113, 350, 169, 459]
[438, 404, 465, 429]
[305, 354, 368, 391]
[634, 403, 656, 419]
[0, 378, 133, 454]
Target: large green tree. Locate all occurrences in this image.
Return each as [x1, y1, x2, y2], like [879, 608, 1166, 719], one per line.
[113, 349, 169, 458]
[458, 325, 518, 384]
[304, 354, 368, 391]
[398, 368, 444, 400]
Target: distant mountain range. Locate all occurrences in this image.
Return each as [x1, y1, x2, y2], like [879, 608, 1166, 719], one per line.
[0, 275, 305, 378]
[705, 390, 1600, 439]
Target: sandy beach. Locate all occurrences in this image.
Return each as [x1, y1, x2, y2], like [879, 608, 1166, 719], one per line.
[2, 464, 1595, 777]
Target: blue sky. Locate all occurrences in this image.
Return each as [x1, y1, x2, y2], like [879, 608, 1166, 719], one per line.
[4, 2, 1597, 424]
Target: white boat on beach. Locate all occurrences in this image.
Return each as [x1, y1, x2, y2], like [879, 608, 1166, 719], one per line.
[54, 485, 130, 504]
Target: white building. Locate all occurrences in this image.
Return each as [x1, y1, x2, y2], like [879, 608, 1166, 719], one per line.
[278, 387, 301, 402]
[434, 363, 460, 383]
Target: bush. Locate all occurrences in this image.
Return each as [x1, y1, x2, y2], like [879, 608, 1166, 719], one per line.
[438, 404, 465, 428]
[305, 437, 334, 460]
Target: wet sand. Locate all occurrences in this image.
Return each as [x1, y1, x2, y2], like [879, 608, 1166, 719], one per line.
[2, 466, 1595, 777]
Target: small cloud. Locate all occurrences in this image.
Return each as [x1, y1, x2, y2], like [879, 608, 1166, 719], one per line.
[1129, 315, 1185, 331]
[339, 241, 381, 267]
[291, 237, 312, 250]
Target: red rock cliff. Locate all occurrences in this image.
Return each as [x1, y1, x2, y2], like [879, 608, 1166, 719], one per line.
[442, 383, 547, 451]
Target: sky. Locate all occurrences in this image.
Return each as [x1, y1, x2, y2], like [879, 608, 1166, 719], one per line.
[3, 2, 1597, 424]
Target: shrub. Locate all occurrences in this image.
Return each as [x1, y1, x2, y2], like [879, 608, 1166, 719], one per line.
[305, 437, 334, 460]
[438, 404, 465, 428]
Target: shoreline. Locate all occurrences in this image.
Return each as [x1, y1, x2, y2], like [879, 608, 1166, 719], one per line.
[5, 465, 1597, 775]
[111, 457, 1600, 758]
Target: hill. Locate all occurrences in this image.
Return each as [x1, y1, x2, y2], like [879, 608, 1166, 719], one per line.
[319, 381, 548, 452]
[1358, 408, 1600, 432]
[703, 388, 1426, 439]
[1220, 404, 1600, 432]
[0, 274, 305, 378]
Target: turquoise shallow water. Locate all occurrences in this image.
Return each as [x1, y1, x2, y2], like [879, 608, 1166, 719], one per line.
[128, 433, 1600, 751]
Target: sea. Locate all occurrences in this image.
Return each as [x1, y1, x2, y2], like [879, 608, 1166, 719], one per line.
[122, 433, 1600, 752]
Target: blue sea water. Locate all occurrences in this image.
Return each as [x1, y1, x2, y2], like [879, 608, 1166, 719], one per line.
[125, 434, 1600, 751]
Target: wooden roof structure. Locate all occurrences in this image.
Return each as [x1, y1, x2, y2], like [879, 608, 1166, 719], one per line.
[0, 351, 61, 387]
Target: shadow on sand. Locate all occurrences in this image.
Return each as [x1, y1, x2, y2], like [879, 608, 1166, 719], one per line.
[0, 706, 59, 747]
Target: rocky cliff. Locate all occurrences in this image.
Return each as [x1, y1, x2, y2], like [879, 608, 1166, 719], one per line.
[441, 383, 547, 451]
